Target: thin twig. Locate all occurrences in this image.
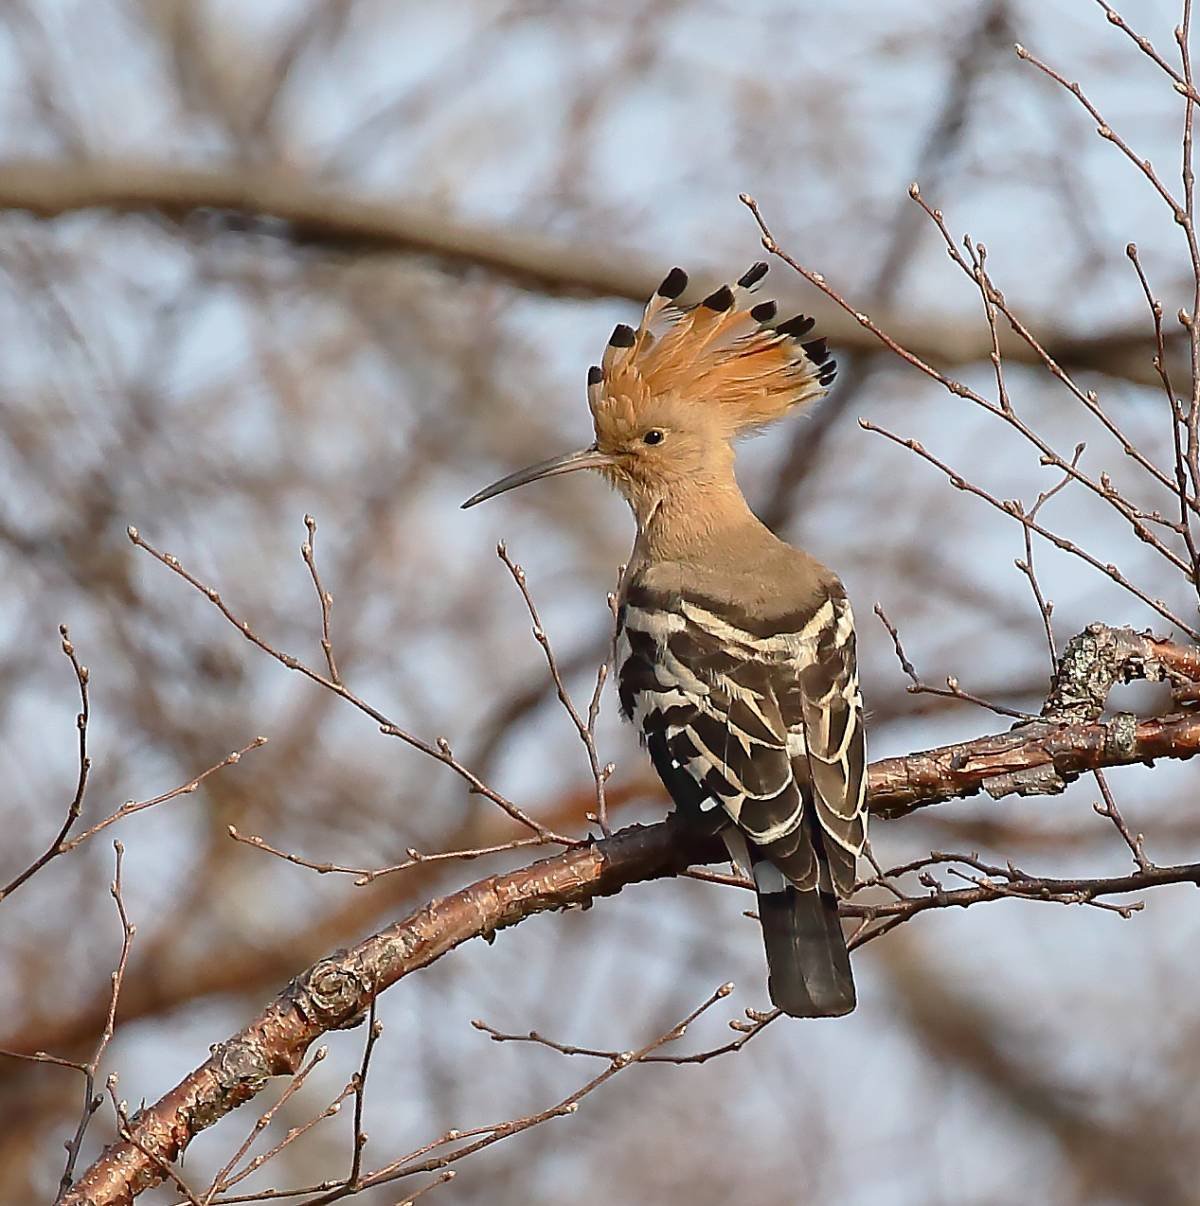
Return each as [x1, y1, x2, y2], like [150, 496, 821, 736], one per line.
[53, 842, 136, 1201]
[301, 514, 341, 685]
[1016, 43, 1184, 214]
[743, 192, 1200, 623]
[857, 843, 916, 902]
[1092, 769, 1154, 872]
[218, 1081, 359, 1196]
[1015, 35, 1200, 516]
[497, 543, 615, 836]
[472, 984, 770, 1068]
[1178, 3, 1200, 536]
[910, 188, 1200, 552]
[1126, 242, 1200, 593]
[844, 859, 1190, 936]
[348, 1002, 381, 1187]
[227, 825, 547, 885]
[1018, 445, 1085, 664]
[1094, 1, 1199, 97]
[306, 984, 738, 1199]
[59, 739, 268, 855]
[0, 626, 90, 902]
[873, 604, 1037, 720]
[862, 421, 1200, 639]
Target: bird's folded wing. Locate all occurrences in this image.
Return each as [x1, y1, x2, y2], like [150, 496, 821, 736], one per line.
[618, 580, 866, 896]
[788, 589, 867, 895]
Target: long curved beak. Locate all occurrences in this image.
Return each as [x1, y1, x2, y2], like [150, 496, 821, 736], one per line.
[461, 445, 616, 509]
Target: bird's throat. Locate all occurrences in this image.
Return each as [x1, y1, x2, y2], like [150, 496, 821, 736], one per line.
[632, 474, 762, 564]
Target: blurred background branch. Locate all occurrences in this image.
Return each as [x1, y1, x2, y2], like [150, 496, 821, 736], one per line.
[0, 156, 1181, 388]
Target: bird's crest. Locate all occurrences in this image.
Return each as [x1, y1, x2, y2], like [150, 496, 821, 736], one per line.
[587, 262, 836, 440]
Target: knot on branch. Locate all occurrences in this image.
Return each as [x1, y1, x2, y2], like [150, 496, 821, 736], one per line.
[289, 955, 372, 1031]
[1043, 623, 1197, 722]
[869, 623, 1200, 817]
[975, 620, 1198, 799]
[200, 1035, 275, 1114]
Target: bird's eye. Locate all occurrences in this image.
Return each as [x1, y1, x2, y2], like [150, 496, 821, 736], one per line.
[643, 429, 665, 445]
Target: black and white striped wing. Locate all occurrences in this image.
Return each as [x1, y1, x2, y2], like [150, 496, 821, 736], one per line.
[774, 589, 866, 895]
[617, 582, 866, 896]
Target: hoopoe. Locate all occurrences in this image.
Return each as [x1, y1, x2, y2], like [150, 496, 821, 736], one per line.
[463, 263, 867, 1017]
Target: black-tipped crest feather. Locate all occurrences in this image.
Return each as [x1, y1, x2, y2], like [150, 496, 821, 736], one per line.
[777, 314, 816, 339]
[701, 285, 735, 311]
[657, 267, 688, 299]
[737, 261, 769, 289]
[801, 337, 831, 365]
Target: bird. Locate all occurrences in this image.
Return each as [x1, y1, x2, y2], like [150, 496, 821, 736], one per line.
[462, 262, 866, 1017]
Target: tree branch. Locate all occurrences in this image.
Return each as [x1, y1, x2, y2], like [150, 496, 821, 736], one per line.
[60, 621, 1200, 1204]
[61, 819, 716, 1206]
[868, 709, 1200, 819]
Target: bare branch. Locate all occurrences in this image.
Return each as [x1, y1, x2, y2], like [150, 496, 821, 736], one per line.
[2, 837, 137, 1200]
[1094, 1, 1199, 97]
[0, 625, 90, 902]
[51, 844, 136, 1201]
[59, 740, 267, 856]
[126, 525, 578, 847]
[301, 514, 340, 686]
[1092, 768, 1154, 872]
[743, 188, 1200, 550]
[861, 419, 1200, 639]
[226, 825, 547, 885]
[298, 985, 736, 1204]
[497, 543, 616, 834]
[873, 604, 1036, 720]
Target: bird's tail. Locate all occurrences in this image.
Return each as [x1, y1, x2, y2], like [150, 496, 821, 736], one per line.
[754, 859, 856, 1018]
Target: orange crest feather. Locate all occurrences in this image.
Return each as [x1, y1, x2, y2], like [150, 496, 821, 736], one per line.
[589, 263, 836, 439]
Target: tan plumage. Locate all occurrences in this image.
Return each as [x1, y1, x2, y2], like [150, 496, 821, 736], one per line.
[464, 262, 865, 1019]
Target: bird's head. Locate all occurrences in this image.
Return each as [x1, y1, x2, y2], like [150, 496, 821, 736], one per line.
[462, 264, 836, 523]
